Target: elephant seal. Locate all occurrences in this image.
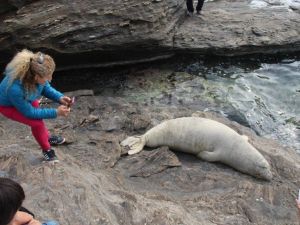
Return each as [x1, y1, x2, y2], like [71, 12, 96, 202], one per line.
[121, 117, 272, 180]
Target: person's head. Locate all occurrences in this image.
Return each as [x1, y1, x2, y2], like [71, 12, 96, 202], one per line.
[5, 49, 56, 92]
[0, 178, 25, 225]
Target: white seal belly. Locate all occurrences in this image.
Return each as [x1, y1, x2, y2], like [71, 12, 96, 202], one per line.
[121, 117, 272, 180]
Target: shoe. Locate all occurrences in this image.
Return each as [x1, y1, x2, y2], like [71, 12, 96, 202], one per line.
[48, 135, 65, 145]
[196, 10, 201, 15]
[43, 149, 59, 162]
[186, 10, 193, 17]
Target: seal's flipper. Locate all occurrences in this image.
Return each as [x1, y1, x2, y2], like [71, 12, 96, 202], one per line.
[197, 151, 219, 162]
[121, 136, 145, 155]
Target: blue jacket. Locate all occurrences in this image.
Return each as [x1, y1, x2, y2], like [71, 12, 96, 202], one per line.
[0, 75, 63, 119]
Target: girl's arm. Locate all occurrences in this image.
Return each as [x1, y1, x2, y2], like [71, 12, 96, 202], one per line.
[8, 85, 57, 119]
[41, 82, 63, 103]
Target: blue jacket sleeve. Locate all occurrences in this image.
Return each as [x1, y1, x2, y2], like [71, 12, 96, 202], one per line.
[8, 85, 57, 119]
[41, 82, 64, 103]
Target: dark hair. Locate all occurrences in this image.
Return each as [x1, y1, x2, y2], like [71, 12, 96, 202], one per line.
[0, 178, 25, 225]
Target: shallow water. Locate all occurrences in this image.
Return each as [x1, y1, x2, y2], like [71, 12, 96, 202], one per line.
[180, 57, 300, 152]
[250, 0, 299, 9]
[54, 55, 300, 152]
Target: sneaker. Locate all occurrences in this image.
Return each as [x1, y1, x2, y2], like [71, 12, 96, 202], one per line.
[186, 10, 193, 17]
[48, 135, 65, 145]
[43, 149, 59, 162]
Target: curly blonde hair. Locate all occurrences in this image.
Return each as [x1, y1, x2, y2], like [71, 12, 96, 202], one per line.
[5, 49, 56, 93]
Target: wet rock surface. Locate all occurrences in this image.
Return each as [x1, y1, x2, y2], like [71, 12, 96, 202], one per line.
[1, 92, 300, 225]
[0, 0, 299, 68]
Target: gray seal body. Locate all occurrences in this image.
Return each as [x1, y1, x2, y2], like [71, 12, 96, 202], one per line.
[121, 117, 272, 180]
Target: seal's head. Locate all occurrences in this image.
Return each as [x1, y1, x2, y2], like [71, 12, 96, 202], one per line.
[227, 141, 272, 181]
[251, 156, 273, 181]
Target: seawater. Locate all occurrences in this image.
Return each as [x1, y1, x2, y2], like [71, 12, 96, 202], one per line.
[54, 55, 300, 152]
[123, 56, 299, 152]
[181, 57, 300, 152]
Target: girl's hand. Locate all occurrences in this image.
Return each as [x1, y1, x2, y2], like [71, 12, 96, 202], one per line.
[57, 105, 71, 117]
[8, 211, 33, 225]
[28, 219, 42, 225]
[59, 96, 71, 106]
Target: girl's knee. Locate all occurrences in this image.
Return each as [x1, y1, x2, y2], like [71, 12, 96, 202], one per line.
[30, 120, 45, 128]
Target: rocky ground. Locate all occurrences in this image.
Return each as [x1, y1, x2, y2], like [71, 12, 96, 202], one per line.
[1, 0, 300, 224]
[1, 88, 300, 225]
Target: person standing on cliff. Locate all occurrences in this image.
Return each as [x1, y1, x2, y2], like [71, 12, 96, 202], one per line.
[0, 49, 71, 162]
[186, 0, 205, 16]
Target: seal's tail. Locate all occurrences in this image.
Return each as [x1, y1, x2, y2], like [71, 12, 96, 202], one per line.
[120, 136, 145, 155]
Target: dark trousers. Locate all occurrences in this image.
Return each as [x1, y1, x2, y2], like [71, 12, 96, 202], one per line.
[186, 0, 205, 13]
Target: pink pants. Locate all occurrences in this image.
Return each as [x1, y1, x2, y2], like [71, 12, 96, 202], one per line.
[0, 100, 50, 151]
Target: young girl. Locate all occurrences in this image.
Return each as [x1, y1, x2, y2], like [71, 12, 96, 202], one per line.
[0, 177, 59, 225]
[0, 49, 71, 162]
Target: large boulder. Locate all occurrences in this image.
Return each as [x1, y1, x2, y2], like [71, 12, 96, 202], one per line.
[0, 0, 299, 69]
